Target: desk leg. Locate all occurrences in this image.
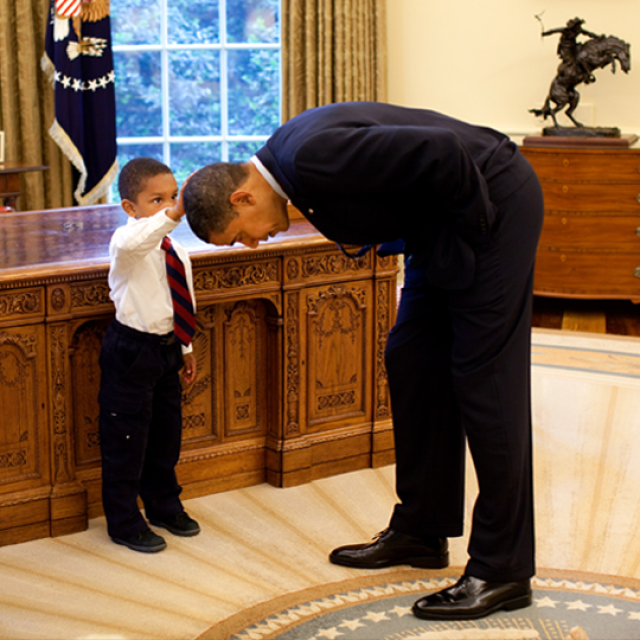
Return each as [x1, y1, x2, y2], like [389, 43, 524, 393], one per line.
[48, 323, 88, 536]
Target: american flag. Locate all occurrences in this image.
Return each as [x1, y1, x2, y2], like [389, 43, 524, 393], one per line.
[42, 0, 118, 205]
[55, 0, 82, 18]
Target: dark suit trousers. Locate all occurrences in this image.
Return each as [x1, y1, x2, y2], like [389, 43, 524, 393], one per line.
[98, 320, 184, 539]
[386, 172, 544, 582]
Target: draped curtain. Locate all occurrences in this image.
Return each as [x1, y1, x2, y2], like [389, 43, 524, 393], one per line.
[0, 0, 73, 211]
[281, 0, 388, 121]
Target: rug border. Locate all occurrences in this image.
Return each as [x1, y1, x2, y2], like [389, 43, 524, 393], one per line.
[197, 566, 456, 640]
[200, 567, 640, 640]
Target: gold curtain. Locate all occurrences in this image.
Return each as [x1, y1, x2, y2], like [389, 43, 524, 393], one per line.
[281, 0, 388, 121]
[0, 0, 73, 211]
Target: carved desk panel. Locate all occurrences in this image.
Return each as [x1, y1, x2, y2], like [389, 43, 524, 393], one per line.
[0, 204, 397, 545]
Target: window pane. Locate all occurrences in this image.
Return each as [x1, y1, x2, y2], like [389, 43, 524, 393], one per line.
[168, 0, 220, 45]
[227, 0, 279, 44]
[228, 141, 263, 162]
[117, 144, 164, 168]
[111, 0, 161, 46]
[169, 51, 221, 136]
[171, 143, 222, 184]
[228, 49, 280, 136]
[115, 52, 162, 137]
[111, 1, 280, 203]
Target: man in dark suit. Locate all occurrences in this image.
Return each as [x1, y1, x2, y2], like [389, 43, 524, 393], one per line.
[183, 101, 544, 621]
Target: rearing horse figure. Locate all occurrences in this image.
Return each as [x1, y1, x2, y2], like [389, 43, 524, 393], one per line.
[530, 18, 631, 128]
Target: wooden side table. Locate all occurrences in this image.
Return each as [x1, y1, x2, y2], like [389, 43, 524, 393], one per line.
[0, 162, 49, 211]
[521, 144, 640, 301]
[521, 143, 640, 332]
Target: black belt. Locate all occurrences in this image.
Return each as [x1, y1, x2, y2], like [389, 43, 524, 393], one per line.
[112, 319, 176, 345]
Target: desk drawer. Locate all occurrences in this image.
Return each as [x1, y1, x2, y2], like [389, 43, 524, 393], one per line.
[534, 249, 640, 299]
[540, 182, 640, 213]
[539, 213, 640, 250]
[0, 286, 45, 324]
[523, 149, 640, 182]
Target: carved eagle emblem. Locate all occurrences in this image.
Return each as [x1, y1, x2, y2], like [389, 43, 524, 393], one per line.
[54, 0, 110, 39]
[53, 0, 111, 59]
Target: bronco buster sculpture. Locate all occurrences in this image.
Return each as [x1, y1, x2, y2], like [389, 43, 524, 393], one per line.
[530, 17, 630, 137]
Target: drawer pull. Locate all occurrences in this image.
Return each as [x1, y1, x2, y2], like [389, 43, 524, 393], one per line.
[561, 255, 567, 262]
[635, 267, 640, 279]
[637, 193, 640, 203]
[636, 228, 640, 237]
[563, 185, 569, 193]
[563, 159, 569, 167]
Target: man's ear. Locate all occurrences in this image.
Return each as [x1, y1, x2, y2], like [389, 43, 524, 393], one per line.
[230, 189, 254, 206]
[121, 199, 137, 217]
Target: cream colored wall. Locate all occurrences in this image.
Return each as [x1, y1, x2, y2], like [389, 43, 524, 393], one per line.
[386, 0, 639, 137]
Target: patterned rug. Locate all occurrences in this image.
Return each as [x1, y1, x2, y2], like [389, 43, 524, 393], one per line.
[208, 568, 640, 640]
[2, 329, 640, 640]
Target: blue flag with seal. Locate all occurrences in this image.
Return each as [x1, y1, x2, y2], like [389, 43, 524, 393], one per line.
[41, 0, 118, 205]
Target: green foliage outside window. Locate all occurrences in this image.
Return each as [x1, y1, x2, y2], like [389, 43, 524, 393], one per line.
[111, 0, 280, 194]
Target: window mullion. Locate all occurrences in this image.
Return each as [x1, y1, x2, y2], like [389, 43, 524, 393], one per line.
[161, 0, 170, 166]
[220, 0, 229, 161]
[112, 0, 280, 198]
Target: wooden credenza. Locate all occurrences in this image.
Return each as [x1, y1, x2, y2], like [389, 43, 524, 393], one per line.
[520, 145, 640, 301]
[0, 204, 397, 546]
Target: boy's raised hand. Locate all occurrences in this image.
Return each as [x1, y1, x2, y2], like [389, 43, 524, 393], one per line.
[166, 172, 196, 222]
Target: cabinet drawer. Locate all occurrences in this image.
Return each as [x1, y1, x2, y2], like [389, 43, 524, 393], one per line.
[540, 182, 640, 213]
[523, 149, 640, 182]
[534, 249, 640, 299]
[539, 214, 640, 250]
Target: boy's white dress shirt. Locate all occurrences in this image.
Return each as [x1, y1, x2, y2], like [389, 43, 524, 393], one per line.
[108, 209, 196, 354]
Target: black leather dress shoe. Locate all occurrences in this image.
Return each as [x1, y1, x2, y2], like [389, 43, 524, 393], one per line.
[149, 511, 201, 537]
[329, 528, 449, 569]
[112, 528, 167, 553]
[412, 575, 532, 620]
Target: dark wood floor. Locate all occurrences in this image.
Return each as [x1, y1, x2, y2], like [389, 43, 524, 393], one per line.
[533, 296, 640, 337]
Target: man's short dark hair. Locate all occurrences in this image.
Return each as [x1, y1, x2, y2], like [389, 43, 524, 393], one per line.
[183, 162, 249, 242]
[118, 157, 173, 202]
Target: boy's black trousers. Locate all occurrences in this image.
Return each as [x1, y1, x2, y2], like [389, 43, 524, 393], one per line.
[98, 320, 184, 539]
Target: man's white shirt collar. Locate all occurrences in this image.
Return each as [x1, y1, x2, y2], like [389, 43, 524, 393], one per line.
[250, 155, 289, 200]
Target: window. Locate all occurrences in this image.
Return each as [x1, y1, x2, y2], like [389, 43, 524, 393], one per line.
[110, 0, 281, 189]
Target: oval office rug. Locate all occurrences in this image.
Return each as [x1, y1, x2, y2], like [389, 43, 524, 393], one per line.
[206, 568, 640, 640]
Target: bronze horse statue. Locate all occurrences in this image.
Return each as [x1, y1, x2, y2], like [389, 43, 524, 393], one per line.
[531, 18, 631, 128]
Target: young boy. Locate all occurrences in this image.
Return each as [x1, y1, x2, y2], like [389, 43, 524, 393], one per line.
[98, 157, 199, 553]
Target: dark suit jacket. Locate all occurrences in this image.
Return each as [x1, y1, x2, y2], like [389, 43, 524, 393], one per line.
[256, 102, 535, 289]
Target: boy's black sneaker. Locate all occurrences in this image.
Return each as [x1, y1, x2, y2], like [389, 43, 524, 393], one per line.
[112, 528, 167, 553]
[149, 511, 201, 537]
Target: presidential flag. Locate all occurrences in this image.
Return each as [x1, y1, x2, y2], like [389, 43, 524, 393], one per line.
[41, 0, 118, 205]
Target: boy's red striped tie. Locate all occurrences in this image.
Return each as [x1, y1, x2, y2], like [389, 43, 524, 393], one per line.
[161, 237, 196, 347]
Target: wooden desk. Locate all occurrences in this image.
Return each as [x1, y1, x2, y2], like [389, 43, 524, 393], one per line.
[0, 162, 49, 211]
[0, 205, 398, 546]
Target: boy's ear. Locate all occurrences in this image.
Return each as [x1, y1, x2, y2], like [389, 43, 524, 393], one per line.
[121, 199, 137, 217]
[229, 189, 253, 206]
